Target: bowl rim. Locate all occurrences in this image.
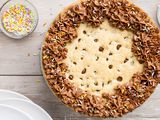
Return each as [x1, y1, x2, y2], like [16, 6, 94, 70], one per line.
[0, 0, 39, 39]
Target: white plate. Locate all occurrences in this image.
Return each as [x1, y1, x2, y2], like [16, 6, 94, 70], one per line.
[0, 98, 53, 120]
[0, 104, 33, 120]
[0, 89, 31, 101]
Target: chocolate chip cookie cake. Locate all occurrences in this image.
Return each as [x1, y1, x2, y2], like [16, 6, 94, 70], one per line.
[41, 0, 160, 117]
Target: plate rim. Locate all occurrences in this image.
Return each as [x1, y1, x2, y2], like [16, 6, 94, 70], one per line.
[0, 89, 31, 101]
[0, 104, 33, 120]
[0, 98, 53, 120]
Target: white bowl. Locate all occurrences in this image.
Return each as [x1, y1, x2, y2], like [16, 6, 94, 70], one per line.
[0, 98, 53, 120]
[0, 104, 33, 120]
[0, 0, 39, 39]
[0, 89, 31, 101]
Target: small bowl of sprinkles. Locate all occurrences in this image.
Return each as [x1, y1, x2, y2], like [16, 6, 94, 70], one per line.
[0, 0, 39, 39]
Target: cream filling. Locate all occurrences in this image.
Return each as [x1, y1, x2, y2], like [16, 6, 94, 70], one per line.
[64, 20, 143, 96]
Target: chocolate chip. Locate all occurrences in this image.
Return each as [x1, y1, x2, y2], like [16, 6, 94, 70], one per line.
[124, 37, 128, 39]
[106, 58, 109, 61]
[69, 75, 73, 80]
[81, 57, 84, 60]
[73, 62, 77, 65]
[108, 80, 111, 84]
[124, 58, 129, 63]
[117, 76, 123, 81]
[94, 82, 98, 86]
[83, 30, 87, 34]
[81, 84, 84, 86]
[78, 38, 81, 42]
[83, 48, 87, 51]
[99, 46, 104, 52]
[96, 56, 99, 61]
[94, 39, 98, 42]
[82, 68, 87, 74]
[116, 44, 122, 50]
[108, 65, 113, 69]
[75, 47, 78, 50]
[109, 52, 113, 55]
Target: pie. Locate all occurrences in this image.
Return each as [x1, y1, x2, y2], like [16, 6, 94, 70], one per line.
[41, 0, 160, 117]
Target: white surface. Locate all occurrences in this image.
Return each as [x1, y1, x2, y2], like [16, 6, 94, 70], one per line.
[0, 89, 31, 101]
[0, 98, 53, 120]
[0, 104, 33, 120]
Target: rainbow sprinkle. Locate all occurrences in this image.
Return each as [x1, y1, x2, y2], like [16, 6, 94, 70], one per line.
[2, 4, 35, 36]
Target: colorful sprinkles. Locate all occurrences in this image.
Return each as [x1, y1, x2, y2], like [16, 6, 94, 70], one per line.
[2, 4, 35, 36]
